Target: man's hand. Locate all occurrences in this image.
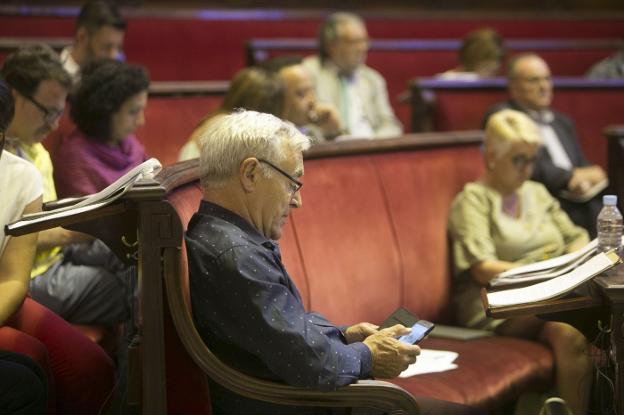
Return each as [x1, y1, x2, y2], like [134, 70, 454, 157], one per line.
[567, 165, 607, 195]
[344, 322, 379, 343]
[310, 103, 343, 138]
[363, 324, 421, 379]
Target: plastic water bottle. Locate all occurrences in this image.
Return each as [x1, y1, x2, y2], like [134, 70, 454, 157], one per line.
[597, 195, 623, 255]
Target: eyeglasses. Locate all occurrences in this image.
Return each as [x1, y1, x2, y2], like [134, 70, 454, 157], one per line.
[512, 154, 538, 169]
[22, 93, 64, 124]
[258, 158, 303, 195]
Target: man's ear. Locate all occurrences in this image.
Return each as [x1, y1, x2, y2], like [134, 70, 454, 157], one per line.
[239, 157, 261, 193]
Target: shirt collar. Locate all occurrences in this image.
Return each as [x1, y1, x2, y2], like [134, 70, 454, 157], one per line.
[511, 101, 554, 124]
[323, 59, 358, 81]
[197, 200, 275, 249]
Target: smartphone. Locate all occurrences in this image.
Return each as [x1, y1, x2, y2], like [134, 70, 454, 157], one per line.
[397, 320, 435, 345]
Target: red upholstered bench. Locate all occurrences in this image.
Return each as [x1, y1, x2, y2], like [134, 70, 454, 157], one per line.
[151, 132, 554, 414]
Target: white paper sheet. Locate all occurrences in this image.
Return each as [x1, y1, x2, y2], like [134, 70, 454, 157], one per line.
[399, 349, 459, 378]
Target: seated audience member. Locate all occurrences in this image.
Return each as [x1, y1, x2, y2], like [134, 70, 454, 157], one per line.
[449, 109, 591, 415]
[0, 77, 115, 415]
[178, 66, 284, 161]
[53, 59, 149, 198]
[586, 45, 624, 79]
[2, 45, 128, 332]
[437, 28, 505, 80]
[186, 110, 485, 415]
[483, 53, 605, 237]
[60, 0, 126, 81]
[0, 351, 47, 415]
[303, 12, 402, 139]
[263, 55, 344, 143]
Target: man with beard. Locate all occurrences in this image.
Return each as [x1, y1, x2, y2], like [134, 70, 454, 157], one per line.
[60, 0, 126, 81]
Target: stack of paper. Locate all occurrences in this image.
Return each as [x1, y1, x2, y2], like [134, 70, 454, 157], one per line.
[490, 239, 598, 287]
[399, 349, 458, 378]
[487, 250, 621, 308]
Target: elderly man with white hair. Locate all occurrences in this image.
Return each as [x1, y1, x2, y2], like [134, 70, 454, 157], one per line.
[185, 110, 485, 415]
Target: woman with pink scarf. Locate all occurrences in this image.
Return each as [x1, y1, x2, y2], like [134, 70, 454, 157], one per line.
[53, 59, 149, 198]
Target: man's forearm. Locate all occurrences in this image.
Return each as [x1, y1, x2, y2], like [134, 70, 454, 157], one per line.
[37, 227, 92, 250]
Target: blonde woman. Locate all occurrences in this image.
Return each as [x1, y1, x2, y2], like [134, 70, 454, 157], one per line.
[449, 109, 591, 415]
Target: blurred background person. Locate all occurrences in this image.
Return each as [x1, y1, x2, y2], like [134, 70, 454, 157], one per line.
[178, 66, 284, 161]
[303, 12, 402, 138]
[586, 43, 624, 79]
[437, 27, 505, 80]
[483, 53, 606, 237]
[60, 0, 126, 81]
[448, 109, 591, 415]
[263, 55, 343, 142]
[53, 59, 149, 198]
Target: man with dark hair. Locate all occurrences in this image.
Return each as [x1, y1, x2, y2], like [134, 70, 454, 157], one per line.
[263, 56, 343, 142]
[60, 0, 126, 80]
[302, 12, 402, 139]
[483, 53, 606, 237]
[2, 44, 129, 330]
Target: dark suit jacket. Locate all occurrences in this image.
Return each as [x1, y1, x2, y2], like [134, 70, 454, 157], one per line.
[483, 100, 600, 237]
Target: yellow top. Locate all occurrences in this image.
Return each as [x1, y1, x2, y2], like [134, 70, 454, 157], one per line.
[8, 141, 62, 277]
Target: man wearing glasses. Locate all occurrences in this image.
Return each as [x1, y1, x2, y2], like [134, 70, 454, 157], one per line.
[483, 53, 606, 237]
[1, 44, 129, 332]
[302, 12, 402, 139]
[186, 110, 484, 415]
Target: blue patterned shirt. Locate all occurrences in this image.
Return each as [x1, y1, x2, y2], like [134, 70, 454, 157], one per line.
[185, 201, 372, 397]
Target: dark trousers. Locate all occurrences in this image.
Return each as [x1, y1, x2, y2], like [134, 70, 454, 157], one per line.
[0, 350, 47, 415]
[29, 240, 130, 325]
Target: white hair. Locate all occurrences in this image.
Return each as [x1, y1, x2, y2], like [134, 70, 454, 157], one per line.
[485, 109, 543, 158]
[197, 110, 311, 188]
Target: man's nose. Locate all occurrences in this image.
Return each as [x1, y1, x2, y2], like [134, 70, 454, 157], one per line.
[291, 191, 302, 208]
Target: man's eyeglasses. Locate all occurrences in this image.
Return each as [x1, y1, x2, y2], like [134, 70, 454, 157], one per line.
[512, 154, 538, 169]
[258, 158, 303, 195]
[22, 93, 64, 124]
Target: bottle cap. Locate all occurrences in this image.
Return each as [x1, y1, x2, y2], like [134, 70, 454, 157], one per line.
[603, 195, 618, 205]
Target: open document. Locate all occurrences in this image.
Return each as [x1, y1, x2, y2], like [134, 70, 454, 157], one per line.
[6, 158, 162, 232]
[487, 250, 621, 308]
[399, 349, 458, 378]
[490, 239, 599, 287]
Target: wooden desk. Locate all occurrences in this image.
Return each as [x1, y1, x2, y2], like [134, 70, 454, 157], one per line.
[484, 276, 624, 414]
